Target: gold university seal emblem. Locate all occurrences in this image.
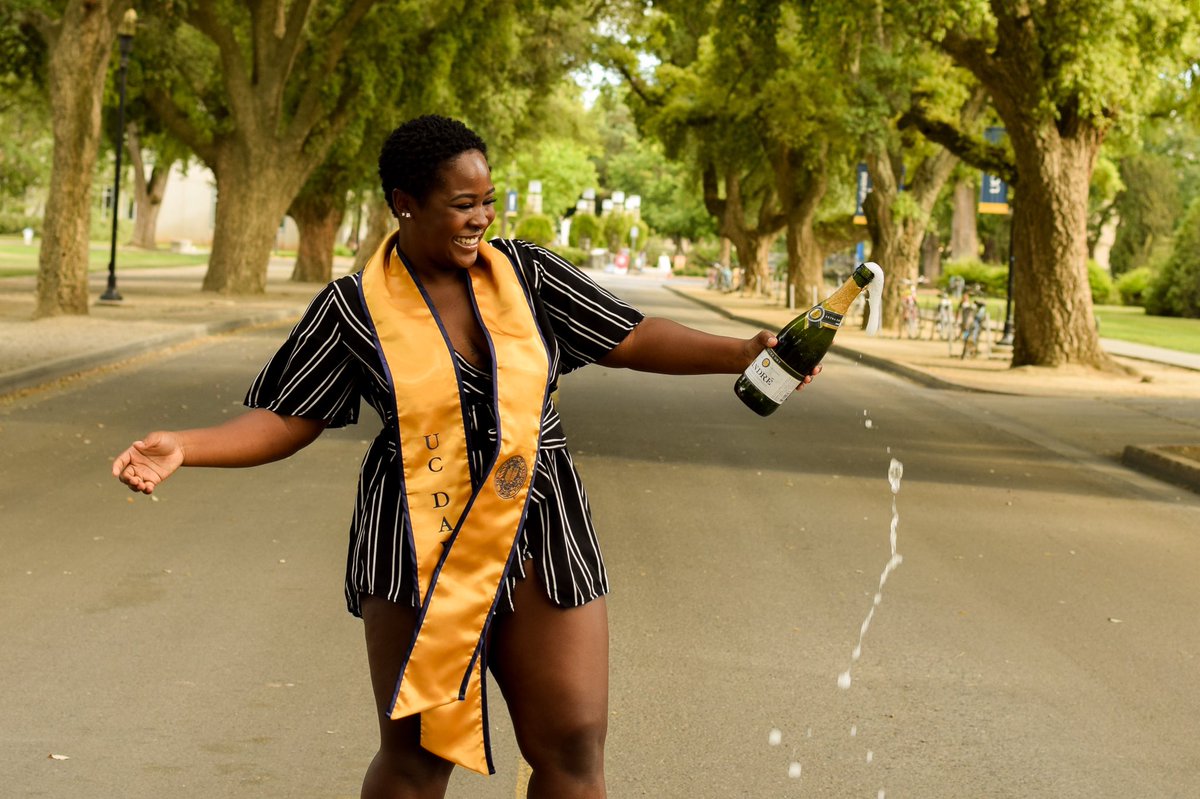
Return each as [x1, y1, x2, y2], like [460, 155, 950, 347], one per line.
[494, 455, 529, 500]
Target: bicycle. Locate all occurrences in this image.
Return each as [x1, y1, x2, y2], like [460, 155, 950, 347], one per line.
[899, 292, 920, 339]
[960, 301, 990, 359]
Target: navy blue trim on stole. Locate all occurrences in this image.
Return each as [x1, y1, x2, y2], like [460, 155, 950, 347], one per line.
[372, 244, 475, 719]
[353, 272, 418, 601]
[458, 241, 555, 693]
[388, 244, 545, 724]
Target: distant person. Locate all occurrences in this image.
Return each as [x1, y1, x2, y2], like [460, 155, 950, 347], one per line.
[111, 114, 821, 799]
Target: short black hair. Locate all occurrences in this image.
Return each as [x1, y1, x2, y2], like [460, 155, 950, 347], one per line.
[378, 115, 488, 217]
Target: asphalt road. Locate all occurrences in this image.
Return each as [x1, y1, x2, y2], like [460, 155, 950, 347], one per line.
[2, 278, 1198, 798]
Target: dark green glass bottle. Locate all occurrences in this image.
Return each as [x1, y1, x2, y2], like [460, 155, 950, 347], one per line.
[735, 263, 880, 416]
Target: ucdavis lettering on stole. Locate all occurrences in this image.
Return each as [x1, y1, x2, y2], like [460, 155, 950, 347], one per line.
[424, 432, 455, 533]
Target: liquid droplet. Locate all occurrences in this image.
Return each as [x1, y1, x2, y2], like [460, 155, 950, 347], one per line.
[768, 728, 782, 746]
[888, 458, 903, 494]
[837, 671, 852, 690]
[788, 762, 802, 779]
[865, 419, 873, 429]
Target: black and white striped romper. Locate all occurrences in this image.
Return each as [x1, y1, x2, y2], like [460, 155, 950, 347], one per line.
[244, 239, 645, 617]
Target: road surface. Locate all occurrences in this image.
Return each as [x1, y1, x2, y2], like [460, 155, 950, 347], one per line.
[2, 276, 1197, 798]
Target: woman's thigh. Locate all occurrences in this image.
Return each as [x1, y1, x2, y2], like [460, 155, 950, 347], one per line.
[359, 594, 454, 780]
[487, 567, 610, 768]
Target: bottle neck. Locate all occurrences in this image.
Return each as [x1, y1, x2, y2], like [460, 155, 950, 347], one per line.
[821, 272, 868, 315]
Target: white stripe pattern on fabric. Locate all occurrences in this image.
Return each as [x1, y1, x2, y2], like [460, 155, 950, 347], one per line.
[244, 242, 641, 618]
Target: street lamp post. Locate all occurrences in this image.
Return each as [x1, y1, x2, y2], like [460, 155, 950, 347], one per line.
[998, 197, 1016, 346]
[101, 9, 137, 303]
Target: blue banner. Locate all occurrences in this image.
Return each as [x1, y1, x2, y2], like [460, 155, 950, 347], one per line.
[979, 127, 1009, 215]
[853, 163, 871, 225]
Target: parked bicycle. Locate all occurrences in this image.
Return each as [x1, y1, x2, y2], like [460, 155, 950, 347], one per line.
[960, 300, 991, 359]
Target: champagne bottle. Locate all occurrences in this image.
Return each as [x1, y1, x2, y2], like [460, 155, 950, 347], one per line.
[735, 262, 884, 416]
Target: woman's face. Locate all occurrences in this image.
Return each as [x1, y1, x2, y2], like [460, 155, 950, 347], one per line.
[396, 149, 497, 273]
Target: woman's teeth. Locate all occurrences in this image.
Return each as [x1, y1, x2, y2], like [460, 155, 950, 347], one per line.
[454, 234, 481, 247]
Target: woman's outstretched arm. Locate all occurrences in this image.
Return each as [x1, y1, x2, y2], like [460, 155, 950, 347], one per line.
[599, 316, 822, 388]
[112, 409, 327, 495]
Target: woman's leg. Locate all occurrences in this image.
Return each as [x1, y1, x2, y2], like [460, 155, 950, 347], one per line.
[489, 569, 610, 799]
[359, 593, 455, 799]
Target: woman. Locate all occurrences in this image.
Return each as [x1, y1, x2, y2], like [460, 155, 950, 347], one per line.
[112, 115, 818, 799]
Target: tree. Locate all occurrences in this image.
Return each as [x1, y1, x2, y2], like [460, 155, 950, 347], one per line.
[0, 34, 51, 222]
[284, 0, 596, 283]
[133, 0, 390, 294]
[587, 79, 714, 252]
[809, 0, 983, 325]
[1108, 152, 1181, 275]
[948, 174, 979, 261]
[288, 159, 351, 283]
[610, 0, 792, 294]
[910, 0, 1199, 368]
[11, 0, 132, 317]
[104, 55, 193, 251]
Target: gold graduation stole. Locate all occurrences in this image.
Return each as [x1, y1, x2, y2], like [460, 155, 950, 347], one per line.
[360, 231, 550, 774]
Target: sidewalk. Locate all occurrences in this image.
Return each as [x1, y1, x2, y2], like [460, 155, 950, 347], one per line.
[668, 283, 1200, 399]
[0, 260, 321, 395]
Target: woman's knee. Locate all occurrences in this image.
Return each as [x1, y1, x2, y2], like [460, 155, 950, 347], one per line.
[518, 711, 608, 778]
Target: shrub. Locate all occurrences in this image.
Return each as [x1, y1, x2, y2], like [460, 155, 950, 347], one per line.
[1087, 259, 1116, 305]
[1115, 266, 1154, 307]
[1145, 199, 1200, 318]
[939, 259, 1008, 297]
[569, 213, 602, 249]
[514, 214, 556, 247]
[555, 245, 589, 267]
[0, 213, 41, 235]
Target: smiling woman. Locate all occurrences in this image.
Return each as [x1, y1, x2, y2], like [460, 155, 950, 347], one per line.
[111, 114, 818, 799]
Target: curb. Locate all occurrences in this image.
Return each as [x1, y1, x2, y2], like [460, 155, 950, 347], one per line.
[666, 285, 991, 393]
[0, 308, 300, 397]
[1121, 445, 1200, 495]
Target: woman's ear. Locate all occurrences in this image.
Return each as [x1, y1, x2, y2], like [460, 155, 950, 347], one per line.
[392, 188, 414, 219]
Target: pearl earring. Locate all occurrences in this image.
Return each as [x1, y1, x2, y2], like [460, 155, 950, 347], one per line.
[401, 211, 412, 218]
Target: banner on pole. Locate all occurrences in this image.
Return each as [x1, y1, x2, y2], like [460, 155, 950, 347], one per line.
[979, 127, 1010, 215]
[853, 163, 871, 225]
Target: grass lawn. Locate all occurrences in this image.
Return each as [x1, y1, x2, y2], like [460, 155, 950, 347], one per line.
[0, 237, 210, 278]
[915, 292, 1200, 355]
[1093, 305, 1200, 355]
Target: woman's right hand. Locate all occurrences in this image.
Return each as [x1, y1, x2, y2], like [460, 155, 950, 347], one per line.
[112, 431, 184, 494]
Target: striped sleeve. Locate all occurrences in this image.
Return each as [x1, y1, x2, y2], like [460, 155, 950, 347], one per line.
[520, 242, 645, 374]
[244, 279, 361, 428]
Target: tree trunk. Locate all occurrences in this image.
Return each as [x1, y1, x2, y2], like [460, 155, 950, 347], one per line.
[126, 123, 171, 249]
[949, 178, 979, 261]
[35, 1, 131, 317]
[204, 149, 299, 294]
[1010, 125, 1112, 369]
[290, 196, 345, 283]
[785, 186, 826, 309]
[921, 230, 942, 283]
[864, 145, 958, 327]
[774, 151, 828, 310]
[702, 167, 784, 296]
[353, 193, 394, 273]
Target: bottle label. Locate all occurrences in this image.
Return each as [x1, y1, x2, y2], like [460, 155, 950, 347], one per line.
[742, 349, 801, 405]
[807, 306, 844, 330]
